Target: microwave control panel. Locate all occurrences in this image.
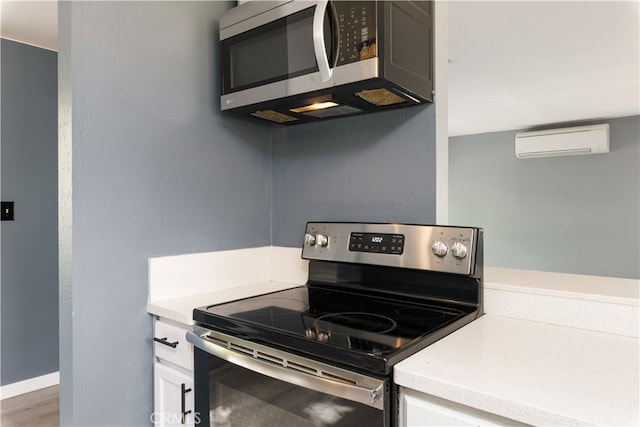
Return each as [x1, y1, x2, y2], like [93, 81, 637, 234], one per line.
[335, 2, 377, 65]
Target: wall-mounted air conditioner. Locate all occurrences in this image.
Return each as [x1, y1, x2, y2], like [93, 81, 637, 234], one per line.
[515, 123, 610, 159]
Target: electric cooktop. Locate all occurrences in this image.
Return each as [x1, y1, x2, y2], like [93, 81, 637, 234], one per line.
[194, 285, 474, 375]
[193, 222, 483, 375]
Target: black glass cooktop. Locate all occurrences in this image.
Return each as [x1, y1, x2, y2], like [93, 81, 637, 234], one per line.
[193, 285, 473, 375]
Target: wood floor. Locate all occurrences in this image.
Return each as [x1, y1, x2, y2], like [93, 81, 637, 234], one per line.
[1, 386, 59, 427]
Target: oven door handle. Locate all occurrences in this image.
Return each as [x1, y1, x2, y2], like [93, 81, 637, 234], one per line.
[186, 330, 386, 410]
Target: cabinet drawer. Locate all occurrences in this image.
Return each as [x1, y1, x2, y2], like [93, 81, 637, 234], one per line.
[154, 319, 193, 371]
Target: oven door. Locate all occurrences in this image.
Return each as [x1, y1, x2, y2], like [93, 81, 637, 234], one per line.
[187, 328, 389, 427]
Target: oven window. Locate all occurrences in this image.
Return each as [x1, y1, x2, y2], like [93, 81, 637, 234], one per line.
[194, 349, 385, 426]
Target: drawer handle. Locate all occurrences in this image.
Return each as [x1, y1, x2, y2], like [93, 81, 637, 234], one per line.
[181, 383, 192, 424]
[153, 336, 178, 348]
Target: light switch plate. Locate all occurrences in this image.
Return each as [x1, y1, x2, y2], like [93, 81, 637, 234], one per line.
[1, 201, 14, 221]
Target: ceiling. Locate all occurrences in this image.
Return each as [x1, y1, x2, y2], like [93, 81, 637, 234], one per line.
[1, 1, 638, 136]
[448, 1, 640, 136]
[1, 0, 57, 51]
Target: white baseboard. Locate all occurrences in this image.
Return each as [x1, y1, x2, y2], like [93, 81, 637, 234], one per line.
[0, 371, 59, 400]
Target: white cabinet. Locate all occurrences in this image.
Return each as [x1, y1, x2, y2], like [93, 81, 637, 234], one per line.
[153, 363, 195, 426]
[153, 318, 195, 427]
[398, 387, 526, 427]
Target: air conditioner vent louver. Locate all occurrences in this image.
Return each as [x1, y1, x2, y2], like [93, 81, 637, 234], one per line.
[515, 124, 609, 159]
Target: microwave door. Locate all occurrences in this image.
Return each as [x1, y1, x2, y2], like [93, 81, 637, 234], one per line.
[220, 1, 335, 111]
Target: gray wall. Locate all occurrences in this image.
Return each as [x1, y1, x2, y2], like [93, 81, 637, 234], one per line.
[59, 1, 438, 424]
[449, 115, 640, 279]
[272, 106, 438, 246]
[1, 39, 59, 385]
[58, 2, 271, 425]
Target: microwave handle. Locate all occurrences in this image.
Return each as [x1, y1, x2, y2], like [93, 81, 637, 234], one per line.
[313, 0, 332, 82]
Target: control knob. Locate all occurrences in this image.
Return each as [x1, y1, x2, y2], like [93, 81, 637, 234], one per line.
[315, 234, 329, 247]
[304, 233, 316, 246]
[431, 241, 448, 257]
[317, 331, 330, 342]
[451, 242, 468, 259]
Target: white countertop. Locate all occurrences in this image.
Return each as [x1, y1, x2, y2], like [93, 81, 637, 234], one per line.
[484, 267, 639, 337]
[485, 266, 639, 305]
[147, 280, 300, 325]
[394, 314, 640, 426]
[147, 246, 307, 325]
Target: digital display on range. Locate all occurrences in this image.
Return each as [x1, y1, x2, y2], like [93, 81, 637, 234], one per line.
[349, 232, 404, 255]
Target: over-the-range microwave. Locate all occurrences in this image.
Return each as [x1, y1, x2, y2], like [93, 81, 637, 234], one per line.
[219, 0, 433, 125]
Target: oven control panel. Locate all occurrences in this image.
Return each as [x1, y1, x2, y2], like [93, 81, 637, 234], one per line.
[302, 222, 482, 276]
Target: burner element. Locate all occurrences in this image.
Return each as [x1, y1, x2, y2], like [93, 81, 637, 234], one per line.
[314, 312, 398, 334]
[215, 297, 309, 316]
[395, 307, 447, 321]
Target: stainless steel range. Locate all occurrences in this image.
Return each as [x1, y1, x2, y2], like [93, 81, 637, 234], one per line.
[187, 222, 483, 426]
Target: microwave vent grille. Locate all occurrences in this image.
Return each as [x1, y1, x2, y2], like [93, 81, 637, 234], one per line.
[251, 110, 298, 124]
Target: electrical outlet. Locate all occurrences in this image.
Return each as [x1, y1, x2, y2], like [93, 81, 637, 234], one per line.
[1, 201, 14, 221]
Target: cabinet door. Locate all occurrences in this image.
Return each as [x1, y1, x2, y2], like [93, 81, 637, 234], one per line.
[153, 363, 195, 427]
[399, 388, 525, 427]
[402, 393, 476, 426]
